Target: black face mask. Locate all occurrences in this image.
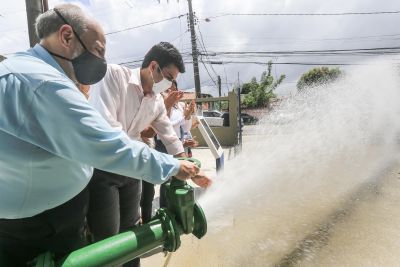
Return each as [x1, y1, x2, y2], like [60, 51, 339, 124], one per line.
[48, 9, 107, 85]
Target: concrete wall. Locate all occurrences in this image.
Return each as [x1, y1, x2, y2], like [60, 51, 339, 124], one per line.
[191, 91, 239, 147]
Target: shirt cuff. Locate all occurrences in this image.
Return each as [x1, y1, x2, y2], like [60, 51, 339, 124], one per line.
[165, 140, 185, 155]
[169, 157, 181, 177]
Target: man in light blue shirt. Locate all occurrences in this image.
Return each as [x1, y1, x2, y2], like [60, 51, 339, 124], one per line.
[0, 4, 207, 266]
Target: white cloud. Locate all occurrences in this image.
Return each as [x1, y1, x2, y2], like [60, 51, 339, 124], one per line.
[1, 0, 399, 94]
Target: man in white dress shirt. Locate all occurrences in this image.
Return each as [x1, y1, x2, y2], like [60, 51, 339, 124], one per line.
[141, 82, 200, 223]
[88, 42, 210, 267]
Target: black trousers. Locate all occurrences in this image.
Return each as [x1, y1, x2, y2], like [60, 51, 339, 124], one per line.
[140, 180, 155, 224]
[87, 169, 141, 267]
[0, 187, 89, 267]
[140, 178, 168, 223]
[140, 139, 169, 224]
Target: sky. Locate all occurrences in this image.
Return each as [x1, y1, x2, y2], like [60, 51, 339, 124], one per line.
[1, 0, 399, 95]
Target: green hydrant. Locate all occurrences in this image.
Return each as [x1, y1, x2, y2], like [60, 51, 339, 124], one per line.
[32, 158, 207, 267]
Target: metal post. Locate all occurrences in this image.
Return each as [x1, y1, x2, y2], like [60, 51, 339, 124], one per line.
[217, 75, 221, 97]
[187, 0, 201, 98]
[237, 85, 242, 151]
[233, 72, 242, 156]
[217, 75, 222, 111]
[25, 0, 48, 47]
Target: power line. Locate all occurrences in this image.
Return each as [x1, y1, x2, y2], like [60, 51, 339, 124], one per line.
[192, 33, 400, 50]
[194, 18, 224, 90]
[199, 59, 219, 87]
[110, 49, 193, 63]
[115, 44, 400, 69]
[117, 45, 400, 67]
[169, 29, 190, 43]
[118, 52, 192, 66]
[202, 61, 365, 66]
[200, 33, 400, 41]
[209, 52, 400, 59]
[105, 14, 185, 35]
[196, 23, 219, 77]
[196, 39, 219, 87]
[204, 10, 400, 20]
[203, 46, 400, 56]
[185, 23, 219, 89]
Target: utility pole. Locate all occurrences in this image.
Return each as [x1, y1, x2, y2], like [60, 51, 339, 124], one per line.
[187, 0, 201, 98]
[236, 72, 242, 153]
[217, 75, 222, 111]
[217, 75, 221, 97]
[25, 0, 48, 47]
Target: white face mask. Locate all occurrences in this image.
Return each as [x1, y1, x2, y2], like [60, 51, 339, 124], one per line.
[150, 66, 173, 94]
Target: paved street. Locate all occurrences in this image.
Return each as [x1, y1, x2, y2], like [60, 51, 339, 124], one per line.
[143, 125, 400, 266]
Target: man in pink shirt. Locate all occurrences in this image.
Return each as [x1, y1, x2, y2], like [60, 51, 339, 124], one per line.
[88, 42, 210, 267]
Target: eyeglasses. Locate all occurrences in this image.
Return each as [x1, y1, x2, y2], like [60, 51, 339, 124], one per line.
[158, 66, 175, 83]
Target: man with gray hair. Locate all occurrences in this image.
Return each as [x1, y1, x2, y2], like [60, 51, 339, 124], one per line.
[0, 4, 207, 266]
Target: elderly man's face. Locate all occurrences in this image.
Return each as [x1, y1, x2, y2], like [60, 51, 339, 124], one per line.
[47, 9, 107, 85]
[78, 21, 106, 59]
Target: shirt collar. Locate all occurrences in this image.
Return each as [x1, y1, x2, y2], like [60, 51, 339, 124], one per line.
[128, 67, 142, 88]
[129, 67, 157, 97]
[30, 44, 67, 76]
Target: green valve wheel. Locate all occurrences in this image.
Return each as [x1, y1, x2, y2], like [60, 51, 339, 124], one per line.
[177, 157, 201, 168]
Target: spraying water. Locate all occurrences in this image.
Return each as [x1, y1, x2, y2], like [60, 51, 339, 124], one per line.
[167, 61, 400, 267]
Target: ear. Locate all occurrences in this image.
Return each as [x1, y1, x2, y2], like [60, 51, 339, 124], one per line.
[58, 25, 75, 49]
[149, 61, 160, 73]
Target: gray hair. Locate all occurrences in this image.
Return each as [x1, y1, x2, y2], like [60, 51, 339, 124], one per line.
[35, 4, 90, 39]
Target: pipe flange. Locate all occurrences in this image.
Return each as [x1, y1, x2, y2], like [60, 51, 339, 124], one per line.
[156, 208, 181, 252]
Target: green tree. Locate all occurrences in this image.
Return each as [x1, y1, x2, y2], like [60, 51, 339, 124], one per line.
[297, 67, 342, 91]
[243, 61, 285, 108]
[241, 77, 258, 94]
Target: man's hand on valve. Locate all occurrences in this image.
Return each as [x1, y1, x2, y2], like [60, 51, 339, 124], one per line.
[175, 160, 212, 188]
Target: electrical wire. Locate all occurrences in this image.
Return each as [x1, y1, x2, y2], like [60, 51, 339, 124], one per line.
[196, 24, 219, 77]
[197, 44, 219, 87]
[199, 33, 400, 42]
[194, 19, 223, 90]
[201, 61, 365, 66]
[204, 10, 400, 20]
[105, 14, 185, 35]
[169, 29, 190, 44]
[201, 46, 400, 57]
[118, 51, 192, 66]
[115, 44, 400, 67]
[199, 58, 219, 87]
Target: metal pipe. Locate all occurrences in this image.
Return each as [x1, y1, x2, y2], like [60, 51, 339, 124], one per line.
[60, 219, 166, 267]
[31, 159, 207, 267]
